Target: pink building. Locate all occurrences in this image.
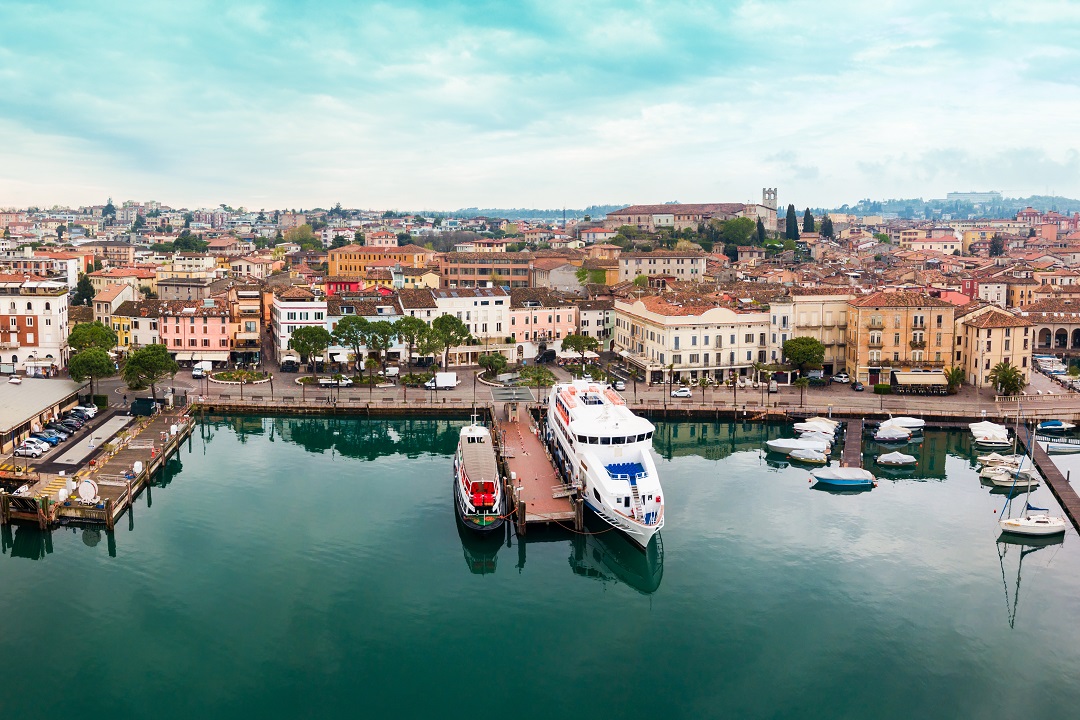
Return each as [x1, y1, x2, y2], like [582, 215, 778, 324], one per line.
[158, 299, 232, 366]
[508, 289, 578, 357]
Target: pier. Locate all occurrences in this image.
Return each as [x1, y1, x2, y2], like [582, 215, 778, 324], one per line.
[496, 418, 577, 534]
[1015, 433, 1080, 533]
[841, 419, 863, 467]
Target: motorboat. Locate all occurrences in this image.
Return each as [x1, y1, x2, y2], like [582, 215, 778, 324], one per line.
[788, 448, 828, 465]
[986, 469, 1039, 488]
[546, 381, 663, 548]
[970, 421, 1011, 447]
[877, 451, 917, 467]
[1046, 442, 1080, 455]
[1000, 512, 1068, 537]
[798, 431, 836, 445]
[979, 463, 1034, 481]
[793, 420, 837, 435]
[810, 467, 876, 488]
[882, 415, 925, 431]
[977, 452, 1025, 466]
[974, 435, 1013, 450]
[453, 421, 507, 534]
[874, 425, 911, 443]
[804, 416, 840, 429]
[1036, 419, 1076, 433]
[970, 421, 1009, 436]
[766, 437, 831, 454]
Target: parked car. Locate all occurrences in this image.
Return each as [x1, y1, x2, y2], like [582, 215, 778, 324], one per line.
[13, 441, 42, 458]
[22, 437, 51, 453]
[318, 377, 353, 388]
[852, 381, 865, 392]
[830, 373, 850, 384]
[30, 432, 60, 446]
[280, 360, 299, 373]
[66, 410, 91, 422]
[60, 419, 83, 432]
[37, 428, 66, 441]
[44, 424, 71, 440]
[613, 380, 626, 391]
[671, 387, 693, 398]
[73, 404, 98, 418]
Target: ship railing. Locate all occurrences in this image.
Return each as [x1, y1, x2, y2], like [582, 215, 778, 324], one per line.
[607, 472, 649, 481]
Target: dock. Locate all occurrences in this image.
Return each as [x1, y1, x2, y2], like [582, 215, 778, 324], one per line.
[1015, 433, 1080, 533]
[496, 418, 576, 533]
[841, 419, 863, 467]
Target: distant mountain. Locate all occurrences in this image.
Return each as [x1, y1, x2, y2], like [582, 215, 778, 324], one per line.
[453, 204, 626, 221]
[824, 195, 1080, 220]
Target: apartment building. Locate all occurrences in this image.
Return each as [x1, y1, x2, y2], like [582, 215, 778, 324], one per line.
[438, 252, 533, 289]
[845, 291, 956, 384]
[271, 287, 328, 361]
[92, 283, 137, 338]
[769, 289, 857, 376]
[87, 267, 158, 295]
[507, 288, 577, 360]
[228, 284, 263, 365]
[954, 305, 1031, 388]
[111, 300, 162, 349]
[576, 299, 614, 351]
[613, 294, 772, 385]
[158, 299, 232, 366]
[617, 250, 708, 283]
[431, 288, 510, 339]
[0, 274, 70, 373]
[327, 244, 434, 275]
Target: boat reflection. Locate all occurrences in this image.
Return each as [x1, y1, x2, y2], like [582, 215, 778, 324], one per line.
[809, 481, 873, 494]
[568, 520, 664, 594]
[996, 532, 1063, 629]
[456, 519, 506, 575]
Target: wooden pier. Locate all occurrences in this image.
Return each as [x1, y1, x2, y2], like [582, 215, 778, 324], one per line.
[841, 419, 863, 467]
[496, 418, 576, 534]
[1015, 433, 1080, 533]
[0, 410, 195, 530]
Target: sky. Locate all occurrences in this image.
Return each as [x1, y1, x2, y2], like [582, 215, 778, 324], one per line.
[1, 0, 1079, 212]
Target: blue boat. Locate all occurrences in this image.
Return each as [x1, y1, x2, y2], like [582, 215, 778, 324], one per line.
[810, 467, 876, 488]
[1037, 420, 1076, 433]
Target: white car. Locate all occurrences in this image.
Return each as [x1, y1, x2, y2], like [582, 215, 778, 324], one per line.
[613, 380, 626, 391]
[830, 373, 850, 384]
[671, 387, 693, 398]
[318, 377, 353, 387]
[23, 437, 51, 453]
[13, 441, 42, 458]
[74, 404, 98, 417]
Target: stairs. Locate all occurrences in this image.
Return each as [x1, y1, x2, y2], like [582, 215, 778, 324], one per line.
[630, 481, 646, 522]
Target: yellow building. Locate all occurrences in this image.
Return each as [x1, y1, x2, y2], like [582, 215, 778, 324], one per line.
[954, 305, 1031, 389]
[845, 291, 956, 384]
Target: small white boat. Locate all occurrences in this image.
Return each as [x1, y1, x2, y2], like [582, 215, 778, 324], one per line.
[1046, 442, 1080, 455]
[811, 467, 876, 488]
[980, 464, 1034, 481]
[874, 426, 911, 443]
[788, 448, 828, 464]
[1000, 514, 1068, 536]
[877, 451, 917, 467]
[794, 421, 837, 435]
[970, 421, 1009, 436]
[804, 416, 840, 429]
[883, 415, 924, 431]
[798, 431, 836, 445]
[1037, 419, 1076, 433]
[977, 452, 1025, 466]
[766, 438, 830, 454]
[974, 435, 1013, 449]
[987, 470, 1039, 488]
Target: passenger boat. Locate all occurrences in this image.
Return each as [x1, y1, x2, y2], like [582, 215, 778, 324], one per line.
[1046, 442, 1080, 455]
[453, 421, 506, 534]
[766, 437, 831, 454]
[810, 467, 876, 488]
[546, 380, 663, 548]
[877, 451, 917, 467]
[1037, 419, 1076, 433]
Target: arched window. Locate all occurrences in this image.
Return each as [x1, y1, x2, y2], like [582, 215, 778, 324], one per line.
[8, 302, 14, 312]
[26, 302, 32, 311]
[44, 302, 51, 311]
[10, 355, 16, 363]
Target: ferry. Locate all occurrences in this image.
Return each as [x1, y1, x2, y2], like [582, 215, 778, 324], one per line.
[453, 422, 506, 534]
[545, 380, 664, 548]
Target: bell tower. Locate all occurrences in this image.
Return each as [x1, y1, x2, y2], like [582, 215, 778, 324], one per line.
[762, 188, 777, 210]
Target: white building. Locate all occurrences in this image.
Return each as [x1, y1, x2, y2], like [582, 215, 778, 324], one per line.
[431, 288, 510, 340]
[270, 287, 328, 361]
[0, 274, 70, 374]
[617, 251, 708, 283]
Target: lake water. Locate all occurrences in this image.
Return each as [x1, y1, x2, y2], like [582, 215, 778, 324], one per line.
[3, 417, 1080, 719]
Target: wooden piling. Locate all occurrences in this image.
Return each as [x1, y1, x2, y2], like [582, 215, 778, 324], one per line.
[517, 500, 527, 536]
[574, 496, 583, 532]
[1, 493, 8, 525]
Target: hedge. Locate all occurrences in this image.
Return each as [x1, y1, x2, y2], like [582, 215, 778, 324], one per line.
[873, 384, 891, 394]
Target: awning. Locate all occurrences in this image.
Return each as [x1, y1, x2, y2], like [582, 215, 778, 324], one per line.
[558, 350, 600, 360]
[619, 349, 631, 358]
[892, 371, 947, 386]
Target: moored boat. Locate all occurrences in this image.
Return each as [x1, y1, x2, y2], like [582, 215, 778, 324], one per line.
[454, 421, 507, 534]
[877, 451, 917, 467]
[810, 467, 876, 488]
[1037, 419, 1076, 433]
[1046, 442, 1080, 455]
[874, 425, 911, 443]
[766, 437, 830, 454]
[883, 415, 925, 431]
[999, 513, 1068, 537]
[788, 448, 828, 465]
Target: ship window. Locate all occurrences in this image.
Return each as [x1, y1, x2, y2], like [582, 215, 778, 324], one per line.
[577, 435, 586, 443]
[600, 437, 611, 445]
[624, 497, 631, 508]
[646, 432, 653, 440]
[589, 437, 598, 444]
[594, 488, 601, 502]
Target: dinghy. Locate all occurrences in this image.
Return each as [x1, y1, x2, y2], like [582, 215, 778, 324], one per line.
[811, 467, 876, 488]
[877, 451, 917, 467]
[788, 448, 828, 465]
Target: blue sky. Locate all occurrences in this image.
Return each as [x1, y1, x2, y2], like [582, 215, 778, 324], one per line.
[1, 0, 1078, 211]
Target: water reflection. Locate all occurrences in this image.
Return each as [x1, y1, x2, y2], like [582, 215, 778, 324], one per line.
[456, 520, 505, 575]
[568, 523, 664, 594]
[1, 524, 53, 560]
[996, 533, 1064, 629]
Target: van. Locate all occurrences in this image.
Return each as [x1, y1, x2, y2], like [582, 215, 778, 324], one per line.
[192, 367, 205, 379]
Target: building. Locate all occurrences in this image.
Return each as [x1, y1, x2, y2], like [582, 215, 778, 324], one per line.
[228, 285, 263, 365]
[365, 230, 399, 248]
[81, 240, 136, 266]
[270, 287, 328, 361]
[111, 300, 162, 349]
[617, 250, 708, 283]
[770, 289, 856, 376]
[431, 288, 510, 339]
[438, 252, 533, 289]
[845, 291, 957, 384]
[158, 299, 232, 367]
[325, 295, 405, 367]
[0, 275, 71, 374]
[604, 203, 747, 233]
[507, 288, 578, 361]
[954, 305, 1031, 388]
[87, 267, 158, 295]
[0, 378, 85, 453]
[92, 283, 137, 339]
[613, 293, 772, 385]
[327, 244, 435, 276]
[576, 299, 614, 351]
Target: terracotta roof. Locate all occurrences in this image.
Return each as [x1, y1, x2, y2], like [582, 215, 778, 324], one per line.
[509, 288, 575, 309]
[964, 309, 1031, 328]
[397, 288, 437, 309]
[848, 291, 955, 308]
[609, 203, 745, 216]
[93, 283, 130, 303]
[276, 286, 317, 300]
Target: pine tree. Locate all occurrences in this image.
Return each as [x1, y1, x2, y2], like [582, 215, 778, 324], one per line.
[822, 215, 834, 239]
[756, 217, 766, 245]
[802, 208, 814, 234]
[785, 204, 798, 240]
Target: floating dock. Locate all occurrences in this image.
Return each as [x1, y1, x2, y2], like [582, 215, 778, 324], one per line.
[496, 419, 577, 534]
[841, 420, 863, 467]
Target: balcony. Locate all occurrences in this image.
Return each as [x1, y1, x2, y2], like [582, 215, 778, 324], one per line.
[0, 341, 18, 350]
[233, 339, 261, 349]
[868, 340, 883, 348]
[909, 340, 927, 350]
[868, 320, 884, 329]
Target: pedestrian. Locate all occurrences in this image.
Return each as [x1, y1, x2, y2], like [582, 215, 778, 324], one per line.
[123, 394, 127, 406]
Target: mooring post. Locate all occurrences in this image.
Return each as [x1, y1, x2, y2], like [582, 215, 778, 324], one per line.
[517, 500, 527, 536]
[575, 496, 583, 532]
[1, 493, 8, 525]
[105, 499, 115, 531]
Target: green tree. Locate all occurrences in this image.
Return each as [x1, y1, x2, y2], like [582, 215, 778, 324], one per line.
[632, 274, 648, 288]
[365, 357, 380, 398]
[873, 233, 891, 244]
[989, 234, 1006, 257]
[802, 208, 815, 233]
[331, 316, 370, 371]
[354, 230, 364, 245]
[290, 326, 333, 378]
[988, 361, 1025, 396]
[756, 217, 766, 245]
[331, 234, 348, 248]
[56, 225, 65, 241]
[719, 217, 756, 246]
[561, 333, 599, 372]
[428, 314, 472, 369]
[793, 377, 810, 407]
[121, 344, 178, 401]
[394, 316, 428, 368]
[72, 274, 95, 305]
[103, 200, 116, 218]
[783, 336, 826, 373]
[723, 243, 739, 262]
[785, 204, 799, 240]
[366, 320, 398, 369]
[68, 321, 118, 353]
[283, 224, 315, 244]
[945, 366, 965, 394]
[697, 375, 710, 402]
[68, 348, 115, 397]
[478, 352, 508, 378]
[821, 215, 834, 239]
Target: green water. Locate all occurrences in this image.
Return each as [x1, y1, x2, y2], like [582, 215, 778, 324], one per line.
[3, 417, 1080, 719]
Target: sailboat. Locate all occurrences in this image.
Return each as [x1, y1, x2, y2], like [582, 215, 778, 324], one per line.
[997, 407, 1067, 537]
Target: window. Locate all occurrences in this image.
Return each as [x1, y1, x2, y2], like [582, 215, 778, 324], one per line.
[893, 332, 900, 346]
[189, 339, 197, 347]
[202, 339, 210, 347]
[26, 317, 33, 327]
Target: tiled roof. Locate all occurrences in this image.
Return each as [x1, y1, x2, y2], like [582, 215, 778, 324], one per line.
[848, 291, 955, 308]
[93, 283, 130, 303]
[397, 288, 437, 309]
[609, 203, 745, 216]
[964, 309, 1031, 328]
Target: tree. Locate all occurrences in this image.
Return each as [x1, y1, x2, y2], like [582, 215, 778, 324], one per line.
[56, 225, 65, 241]
[632, 274, 648, 288]
[354, 230, 364, 245]
[723, 243, 739, 262]
[366, 320, 398, 369]
[365, 357, 380, 398]
[783, 336, 825, 373]
[989, 234, 1006, 257]
[68, 321, 118, 353]
[719, 217, 756, 246]
[331, 315, 370, 371]
[988, 361, 1025, 396]
[756, 217, 766, 245]
[72, 274, 95, 305]
[140, 285, 158, 299]
[394, 316, 428, 367]
[290, 326, 332, 378]
[802, 208, 815, 234]
[945, 366, 965, 394]
[698, 376, 709, 402]
[122, 344, 178, 401]
[428, 314, 472, 369]
[873, 232, 891, 244]
[331, 234, 348, 248]
[821, 215, 834, 239]
[793, 377, 810, 407]
[561, 333, 599, 372]
[283, 224, 315, 244]
[785, 204, 799, 240]
[478, 352, 508, 378]
[68, 348, 115, 397]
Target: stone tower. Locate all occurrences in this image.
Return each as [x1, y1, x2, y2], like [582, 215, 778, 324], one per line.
[762, 188, 777, 210]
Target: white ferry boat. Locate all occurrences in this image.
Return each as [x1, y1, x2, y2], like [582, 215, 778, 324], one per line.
[453, 422, 507, 534]
[545, 380, 664, 548]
